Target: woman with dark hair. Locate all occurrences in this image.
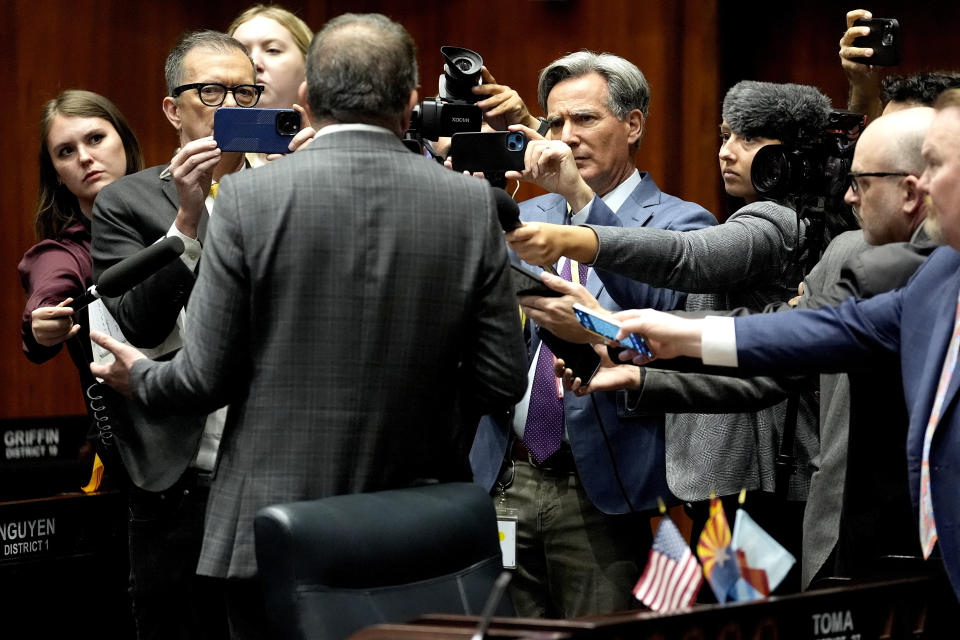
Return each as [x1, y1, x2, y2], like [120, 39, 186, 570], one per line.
[18, 89, 143, 490]
[21, 89, 142, 362]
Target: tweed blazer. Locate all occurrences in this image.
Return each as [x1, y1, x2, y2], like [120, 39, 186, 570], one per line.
[130, 129, 528, 578]
[587, 201, 817, 501]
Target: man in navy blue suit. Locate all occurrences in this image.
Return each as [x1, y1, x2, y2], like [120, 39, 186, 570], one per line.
[469, 51, 715, 617]
[609, 89, 960, 600]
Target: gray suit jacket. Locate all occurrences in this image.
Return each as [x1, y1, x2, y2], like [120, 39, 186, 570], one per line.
[91, 164, 209, 491]
[802, 229, 933, 587]
[129, 129, 528, 578]
[590, 201, 817, 501]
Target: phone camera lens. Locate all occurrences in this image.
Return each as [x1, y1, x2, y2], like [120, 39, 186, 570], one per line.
[881, 31, 894, 46]
[507, 132, 525, 151]
[276, 112, 301, 136]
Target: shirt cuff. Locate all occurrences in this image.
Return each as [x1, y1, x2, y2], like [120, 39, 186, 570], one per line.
[701, 315, 738, 367]
[167, 223, 202, 271]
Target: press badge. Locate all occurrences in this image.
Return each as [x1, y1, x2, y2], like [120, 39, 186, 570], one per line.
[496, 507, 518, 569]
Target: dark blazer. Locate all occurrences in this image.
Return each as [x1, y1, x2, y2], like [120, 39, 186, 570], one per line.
[471, 174, 717, 514]
[802, 230, 933, 587]
[129, 129, 529, 578]
[90, 164, 208, 492]
[732, 245, 960, 599]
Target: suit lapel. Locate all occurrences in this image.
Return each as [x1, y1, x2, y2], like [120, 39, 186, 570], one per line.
[617, 171, 659, 227]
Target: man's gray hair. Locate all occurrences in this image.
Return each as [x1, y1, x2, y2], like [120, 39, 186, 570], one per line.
[306, 13, 418, 126]
[165, 30, 254, 96]
[537, 51, 651, 121]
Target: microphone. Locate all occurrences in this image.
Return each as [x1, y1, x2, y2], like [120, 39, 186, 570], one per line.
[492, 187, 558, 276]
[470, 570, 511, 640]
[492, 186, 520, 232]
[72, 236, 186, 313]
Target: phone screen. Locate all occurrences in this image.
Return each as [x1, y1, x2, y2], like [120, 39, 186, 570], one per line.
[572, 304, 652, 357]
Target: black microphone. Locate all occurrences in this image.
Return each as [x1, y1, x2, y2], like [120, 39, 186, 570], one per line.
[492, 187, 558, 276]
[492, 186, 520, 232]
[470, 570, 511, 640]
[72, 236, 186, 313]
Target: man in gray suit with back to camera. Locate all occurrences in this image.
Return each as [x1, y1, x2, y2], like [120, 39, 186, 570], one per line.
[91, 13, 528, 637]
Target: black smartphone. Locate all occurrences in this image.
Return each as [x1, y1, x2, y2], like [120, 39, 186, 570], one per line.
[511, 264, 561, 298]
[851, 18, 901, 67]
[450, 131, 527, 173]
[538, 328, 601, 385]
[214, 107, 302, 154]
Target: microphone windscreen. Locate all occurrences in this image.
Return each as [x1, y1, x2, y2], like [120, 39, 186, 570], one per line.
[492, 187, 521, 232]
[97, 236, 186, 298]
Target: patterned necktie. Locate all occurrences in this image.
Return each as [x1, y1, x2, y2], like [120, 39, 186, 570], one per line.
[522, 258, 588, 463]
[919, 288, 960, 558]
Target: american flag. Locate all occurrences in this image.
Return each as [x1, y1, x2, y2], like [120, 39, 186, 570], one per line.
[634, 516, 702, 612]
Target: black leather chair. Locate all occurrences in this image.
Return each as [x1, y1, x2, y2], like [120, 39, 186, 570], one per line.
[254, 482, 512, 640]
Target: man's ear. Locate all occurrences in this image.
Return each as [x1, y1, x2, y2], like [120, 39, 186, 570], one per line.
[401, 89, 419, 133]
[162, 96, 182, 133]
[297, 81, 314, 124]
[903, 174, 925, 220]
[625, 108, 644, 146]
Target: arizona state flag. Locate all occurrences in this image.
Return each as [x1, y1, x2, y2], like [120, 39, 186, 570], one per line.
[696, 497, 740, 602]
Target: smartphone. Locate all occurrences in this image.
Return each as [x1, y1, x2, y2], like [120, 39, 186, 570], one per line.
[214, 107, 302, 154]
[572, 303, 652, 358]
[851, 18, 901, 67]
[511, 264, 562, 298]
[450, 131, 527, 173]
[539, 328, 601, 384]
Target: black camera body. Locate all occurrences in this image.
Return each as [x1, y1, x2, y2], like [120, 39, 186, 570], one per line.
[751, 110, 865, 203]
[750, 110, 867, 263]
[407, 46, 485, 142]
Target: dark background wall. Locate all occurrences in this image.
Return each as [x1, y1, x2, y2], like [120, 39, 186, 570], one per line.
[2, 0, 956, 418]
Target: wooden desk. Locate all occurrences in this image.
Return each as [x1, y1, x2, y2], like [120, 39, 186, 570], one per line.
[350, 572, 959, 640]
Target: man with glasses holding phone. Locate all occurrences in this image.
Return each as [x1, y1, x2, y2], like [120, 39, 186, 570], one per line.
[90, 30, 261, 640]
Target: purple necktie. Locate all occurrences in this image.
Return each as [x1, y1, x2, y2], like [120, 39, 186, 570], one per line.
[522, 259, 588, 463]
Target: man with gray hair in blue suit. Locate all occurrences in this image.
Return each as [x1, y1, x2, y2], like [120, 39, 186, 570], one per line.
[470, 50, 715, 618]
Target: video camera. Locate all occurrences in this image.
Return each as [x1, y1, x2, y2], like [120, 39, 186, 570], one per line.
[406, 46, 485, 144]
[750, 110, 868, 264]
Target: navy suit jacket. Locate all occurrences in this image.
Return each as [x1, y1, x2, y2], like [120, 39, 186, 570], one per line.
[732, 246, 960, 598]
[471, 173, 716, 514]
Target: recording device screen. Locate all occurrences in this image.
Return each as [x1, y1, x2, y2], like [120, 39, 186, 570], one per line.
[214, 107, 302, 154]
[450, 131, 527, 173]
[572, 303, 652, 358]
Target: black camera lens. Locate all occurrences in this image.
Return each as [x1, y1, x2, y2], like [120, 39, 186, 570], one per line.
[507, 132, 525, 152]
[275, 111, 301, 136]
[439, 46, 484, 104]
[751, 144, 793, 200]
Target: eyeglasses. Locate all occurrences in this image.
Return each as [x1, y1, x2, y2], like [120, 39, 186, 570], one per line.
[847, 171, 910, 194]
[171, 82, 264, 107]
